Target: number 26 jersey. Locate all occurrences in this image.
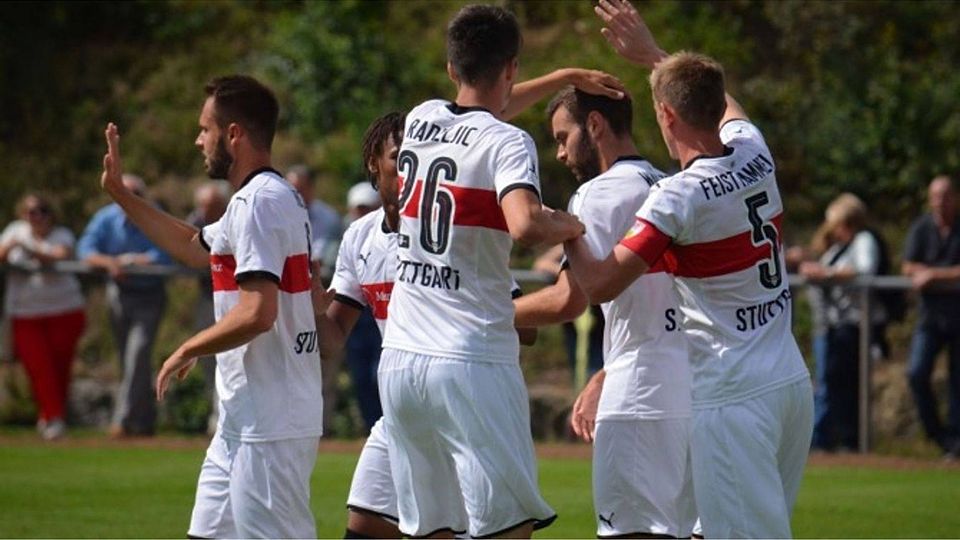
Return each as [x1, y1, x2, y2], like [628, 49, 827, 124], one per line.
[382, 99, 540, 363]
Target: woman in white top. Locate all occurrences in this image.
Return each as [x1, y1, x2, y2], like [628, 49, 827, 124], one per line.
[0, 194, 86, 440]
[799, 193, 881, 452]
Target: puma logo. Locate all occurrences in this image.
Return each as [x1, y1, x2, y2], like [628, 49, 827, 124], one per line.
[598, 512, 614, 528]
[358, 252, 370, 266]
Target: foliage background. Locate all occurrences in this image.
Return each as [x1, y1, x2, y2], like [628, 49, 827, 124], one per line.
[1, 0, 959, 438]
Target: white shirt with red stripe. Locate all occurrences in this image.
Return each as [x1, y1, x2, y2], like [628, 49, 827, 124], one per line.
[382, 100, 540, 363]
[331, 207, 396, 335]
[569, 157, 691, 420]
[619, 120, 809, 409]
[201, 168, 324, 442]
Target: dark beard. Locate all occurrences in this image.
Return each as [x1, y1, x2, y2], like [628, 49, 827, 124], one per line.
[206, 136, 233, 179]
[570, 132, 601, 182]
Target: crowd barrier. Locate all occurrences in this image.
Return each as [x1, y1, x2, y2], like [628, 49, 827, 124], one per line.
[1, 262, 947, 453]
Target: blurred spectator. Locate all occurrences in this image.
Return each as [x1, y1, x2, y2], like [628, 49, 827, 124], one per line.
[77, 174, 172, 437]
[287, 164, 342, 282]
[531, 245, 604, 389]
[902, 175, 960, 458]
[799, 193, 882, 452]
[0, 194, 86, 440]
[186, 180, 230, 434]
[343, 181, 384, 431]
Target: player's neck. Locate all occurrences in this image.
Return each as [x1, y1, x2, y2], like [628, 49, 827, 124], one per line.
[677, 131, 725, 169]
[228, 150, 273, 189]
[598, 137, 640, 174]
[454, 86, 504, 120]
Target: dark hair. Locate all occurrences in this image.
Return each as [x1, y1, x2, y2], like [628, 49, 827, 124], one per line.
[447, 5, 521, 90]
[546, 86, 633, 137]
[361, 111, 406, 188]
[204, 75, 279, 150]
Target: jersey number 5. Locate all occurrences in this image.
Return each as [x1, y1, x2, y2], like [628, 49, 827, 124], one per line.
[397, 150, 457, 255]
[744, 191, 782, 289]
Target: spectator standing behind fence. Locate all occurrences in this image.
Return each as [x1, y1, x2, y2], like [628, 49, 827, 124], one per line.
[799, 193, 883, 452]
[186, 181, 230, 434]
[342, 182, 384, 432]
[902, 175, 960, 459]
[287, 164, 342, 282]
[77, 174, 172, 438]
[0, 194, 86, 440]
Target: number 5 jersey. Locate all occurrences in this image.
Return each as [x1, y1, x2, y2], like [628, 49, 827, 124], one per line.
[619, 120, 809, 408]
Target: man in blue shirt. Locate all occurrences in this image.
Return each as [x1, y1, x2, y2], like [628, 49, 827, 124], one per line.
[77, 173, 172, 437]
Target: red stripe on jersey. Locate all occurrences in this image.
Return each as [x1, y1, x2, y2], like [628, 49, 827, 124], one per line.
[210, 253, 312, 293]
[619, 219, 672, 267]
[360, 281, 394, 320]
[400, 179, 508, 231]
[279, 254, 312, 293]
[670, 214, 783, 278]
[211, 254, 238, 291]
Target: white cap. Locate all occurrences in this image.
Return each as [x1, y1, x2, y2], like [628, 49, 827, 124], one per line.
[347, 182, 381, 209]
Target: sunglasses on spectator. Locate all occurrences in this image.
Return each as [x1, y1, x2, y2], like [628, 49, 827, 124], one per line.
[27, 206, 51, 216]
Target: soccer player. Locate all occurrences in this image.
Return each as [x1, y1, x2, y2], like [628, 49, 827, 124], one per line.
[377, 5, 585, 538]
[514, 86, 697, 538]
[564, 1, 814, 537]
[99, 75, 322, 538]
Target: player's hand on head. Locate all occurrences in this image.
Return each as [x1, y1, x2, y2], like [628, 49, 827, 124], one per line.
[101, 123, 127, 197]
[565, 68, 627, 100]
[595, 0, 667, 69]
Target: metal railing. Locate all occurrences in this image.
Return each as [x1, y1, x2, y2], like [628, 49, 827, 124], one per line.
[0, 262, 938, 453]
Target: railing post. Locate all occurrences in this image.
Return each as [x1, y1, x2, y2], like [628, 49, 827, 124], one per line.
[858, 284, 872, 453]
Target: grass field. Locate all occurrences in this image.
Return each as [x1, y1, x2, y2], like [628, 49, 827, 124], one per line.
[0, 431, 958, 538]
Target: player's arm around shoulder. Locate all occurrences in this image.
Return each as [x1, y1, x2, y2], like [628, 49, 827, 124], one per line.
[501, 189, 584, 248]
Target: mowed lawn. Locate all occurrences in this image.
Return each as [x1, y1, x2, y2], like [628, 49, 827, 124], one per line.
[0, 435, 958, 538]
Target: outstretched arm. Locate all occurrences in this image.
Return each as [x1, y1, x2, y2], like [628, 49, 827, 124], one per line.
[501, 189, 585, 248]
[595, 0, 748, 127]
[514, 268, 588, 327]
[564, 237, 649, 305]
[101, 123, 209, 269]
[503, 68, 626, 121]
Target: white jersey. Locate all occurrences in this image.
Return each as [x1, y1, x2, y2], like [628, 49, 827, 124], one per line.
[620, 120, 808, 408]
[382, 99, 540, 363]
[200, 168, 324, 442]
[568, 157, 690, 421]
[330, 208, 397, 335]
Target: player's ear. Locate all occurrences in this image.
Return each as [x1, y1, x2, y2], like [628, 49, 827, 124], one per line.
[657, 101, 676, 127]
[586, 110, 605, 140]
[446, 62, 460, 86]
[227, 122, 243, 146]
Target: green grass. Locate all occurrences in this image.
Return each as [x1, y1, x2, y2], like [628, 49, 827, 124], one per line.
[0, 436, 958, 538]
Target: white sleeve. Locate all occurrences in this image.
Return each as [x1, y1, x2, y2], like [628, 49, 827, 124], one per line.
[637, 179, 693, 243]
[569, 182, 637, 259]
[494, 130, 541, 202]
[329, 224, 365, 308]
[199, 220, 222, 252]
[720, 119, 766, 146]
[0, 221, 23, 245]
[848, 232, 881, 275]
[230, 197, 287, 283]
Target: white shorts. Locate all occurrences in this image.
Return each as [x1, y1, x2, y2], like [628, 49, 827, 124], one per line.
[379, 349, 556, 538]
[187, 432, 319, 539]
[346, 418, 399, 523]
[592, 418, 697, 538]
[691, 378, 813, 538]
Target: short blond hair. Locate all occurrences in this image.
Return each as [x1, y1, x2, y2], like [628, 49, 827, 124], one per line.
[649, 51, 727, 131]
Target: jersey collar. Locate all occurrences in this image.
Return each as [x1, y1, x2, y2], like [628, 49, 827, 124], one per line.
[683, 146, 733, 170]
[239, 166, 283, 190]
[612, 154, 646, 165]
[446, 102, 492, 116]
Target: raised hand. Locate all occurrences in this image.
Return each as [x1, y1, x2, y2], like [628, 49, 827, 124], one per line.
[594, 0, 667, 68]
[564, 68, 627, 100]
[102, 123, 127, 197]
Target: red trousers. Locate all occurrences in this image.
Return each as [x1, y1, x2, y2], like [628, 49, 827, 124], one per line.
[12, 309, 86, 421]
